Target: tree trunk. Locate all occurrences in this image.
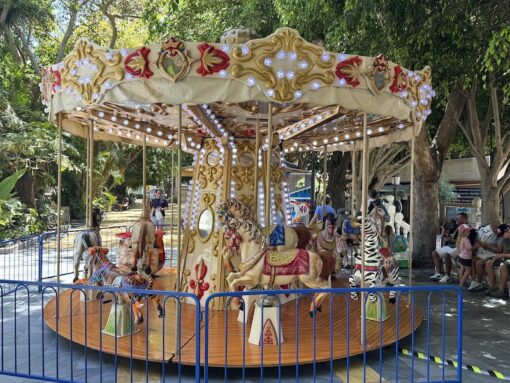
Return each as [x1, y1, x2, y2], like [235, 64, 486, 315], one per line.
[480, 177, 500, 224]
[16, 171, 36, 208]
[2, 28, 23, 64]
[412, 177, 439, 266]
[327, 152, 350, 210]
[56, 5, 79, 62]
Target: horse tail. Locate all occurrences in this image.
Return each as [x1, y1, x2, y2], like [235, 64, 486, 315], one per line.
[137, 222, 148, 263]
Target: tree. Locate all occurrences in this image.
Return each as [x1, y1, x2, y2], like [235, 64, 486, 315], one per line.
[351, 144, 410, 211]
[292, 0, 508, 263]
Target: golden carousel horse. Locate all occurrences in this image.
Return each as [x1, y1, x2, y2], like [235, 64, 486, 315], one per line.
[218, 199, 335, 315]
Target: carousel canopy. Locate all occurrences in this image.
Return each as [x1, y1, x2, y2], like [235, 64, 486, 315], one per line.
[41, 27, 434, 152]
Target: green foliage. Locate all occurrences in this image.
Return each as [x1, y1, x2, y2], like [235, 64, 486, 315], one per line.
[438, 177, 457, 204]
[484, 26, 510, 104]
[144, 0, 281, 42]
[93, 191, 117, 211]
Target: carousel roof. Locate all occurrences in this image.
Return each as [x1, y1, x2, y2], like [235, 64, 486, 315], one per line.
[41, 28, 434, 152]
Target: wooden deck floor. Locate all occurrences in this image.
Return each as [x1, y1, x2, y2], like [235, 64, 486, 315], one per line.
[44, 270, 422, 367]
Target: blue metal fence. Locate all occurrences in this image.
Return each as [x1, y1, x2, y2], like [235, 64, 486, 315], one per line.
[0, 224, 183, 295]
[0, 280, 463, 383]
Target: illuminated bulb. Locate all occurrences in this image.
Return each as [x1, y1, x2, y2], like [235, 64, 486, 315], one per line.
[218, 70, 227, 78]
[241, 45, 250, 55]
[266, 88, 275, 97]
[146, 127, 152, 133]
[337, 78, 347, 86]
[294, 90, 302, 99]
[276, 50, 286, 59]
[321, 52, 330, 62]
[264, 57, 273, 66]
[334, 136, 339, 141]
[313, 140, 318, 146]
[276, 69, 285, 79]
[367, 128, 373, 135]
[221, 44, 230, 52]
[157, 131, 163, 136]
[378, 127, 384, 133]
[135, 123, 141, 129]
[111, 116, 117, 122]
[311, 81, 321, 90]
[337, 53, 348, 61]
[98, 112, 105, 118]
[187, 137, 192, 142]
[398, 123, 405, 129]
[345, 134, 350, 139]
[247, 76, 256, 87]
[286, 71, 295, 79]
[323, 138, 328, 144]
[298, 61, 308, 70]
[123, 119, 129, 125]
[288, 51, 298, 61]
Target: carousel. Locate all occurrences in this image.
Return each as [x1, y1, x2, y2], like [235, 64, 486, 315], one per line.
[41, 27, 432, 367]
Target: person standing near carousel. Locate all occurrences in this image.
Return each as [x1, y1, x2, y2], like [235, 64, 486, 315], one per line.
[150, 189, 168, 229]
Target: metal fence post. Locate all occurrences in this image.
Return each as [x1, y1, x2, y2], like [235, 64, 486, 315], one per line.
[37, 234, 44, 293]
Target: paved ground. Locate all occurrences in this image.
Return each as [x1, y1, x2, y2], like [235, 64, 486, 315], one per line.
[0, 206, 509, 382]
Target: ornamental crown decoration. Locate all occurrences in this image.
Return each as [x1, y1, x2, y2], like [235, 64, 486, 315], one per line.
[41, 28, 433, 124]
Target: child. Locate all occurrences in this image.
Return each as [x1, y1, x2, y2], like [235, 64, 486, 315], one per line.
[456, 224, 473, 288]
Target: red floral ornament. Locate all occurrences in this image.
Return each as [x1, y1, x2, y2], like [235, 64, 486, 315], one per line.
[335, 56, 363, 87]
[124, 47, 153, 78]
[196, 43, 230, 76]
[390, 65, 408, 93]
[189, 259, 210, 300]
[50, 69, 62, 92]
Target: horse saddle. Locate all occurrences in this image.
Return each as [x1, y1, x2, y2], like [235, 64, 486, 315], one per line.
[343, 220, 361, 235]
[317, 234, 336, 252]
[263, 249, 310, 277]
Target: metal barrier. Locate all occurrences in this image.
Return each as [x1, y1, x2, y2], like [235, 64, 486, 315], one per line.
[0, 225, 129, 295]
[204, 286, 463, 383]
[0, 282, 463, 382]
[0, 279, 201, 383]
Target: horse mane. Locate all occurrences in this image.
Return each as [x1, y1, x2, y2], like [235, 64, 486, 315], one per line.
[220, 198, 254, 221]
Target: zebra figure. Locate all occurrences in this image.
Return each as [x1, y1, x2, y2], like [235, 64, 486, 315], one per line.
[381, 250, 400, 304]
[349, 215, 382, 303]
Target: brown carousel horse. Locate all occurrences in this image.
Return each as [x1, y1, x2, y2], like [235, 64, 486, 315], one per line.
[218, 199, 335, 315]
[85, 246, 164, 324]
[309, 212, 341, 272]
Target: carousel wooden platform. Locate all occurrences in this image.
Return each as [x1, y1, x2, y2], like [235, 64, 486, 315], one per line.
[44, 269, 422, 367]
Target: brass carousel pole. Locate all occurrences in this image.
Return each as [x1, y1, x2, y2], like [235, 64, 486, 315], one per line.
[88, 120, 94, 228]
[360, 113, 369, 342]
[351, 145, 356, 214]
[169, 147, 175, 269]
[265, 103, 273, 237]
[175, 105, 183, 354]
[322, 145, 328, 221]
[254, 119, 260, 212]
[408, 124, 417, 301]
[56, 113, 63, 285]
[85, 129, 90, 227]
[176, 105, 182, 290]
[142, 133, 147, 209]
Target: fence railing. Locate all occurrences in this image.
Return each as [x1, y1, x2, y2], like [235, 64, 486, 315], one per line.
[0, 223, 181, 295]
[0, 280, 463, 383]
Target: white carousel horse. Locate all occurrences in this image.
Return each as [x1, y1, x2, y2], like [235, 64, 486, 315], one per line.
[348, 205, 397, 304]
[218, 199, 335, 315]
[84, 246, 164, 324]
[73, 207, 103, 282]
[221, 200, 311, 272]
